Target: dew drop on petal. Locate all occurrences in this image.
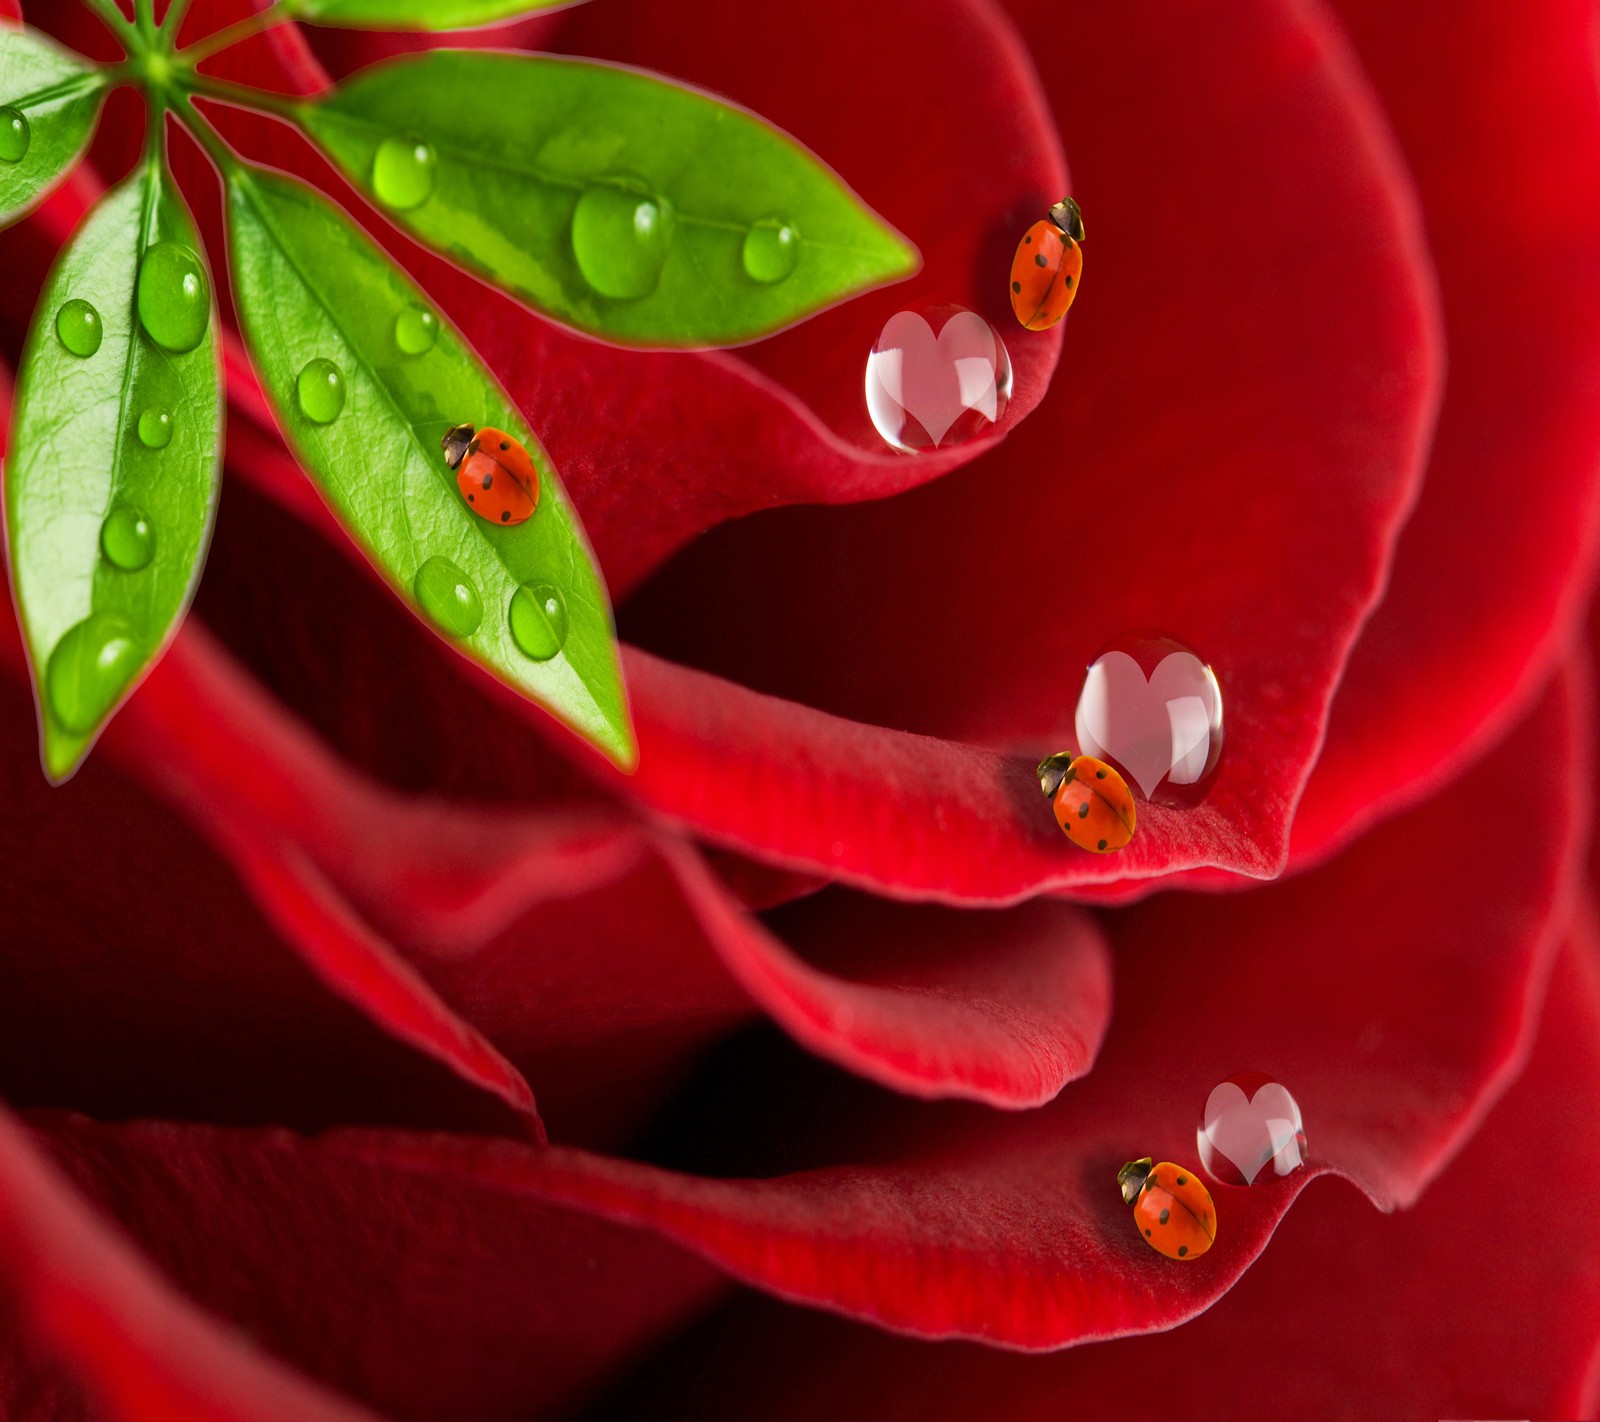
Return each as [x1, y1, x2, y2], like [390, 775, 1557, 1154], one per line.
[509, 583, 568, 661]
[864, 304, 1011, 453]
[1197, 1071, 1308, 1186]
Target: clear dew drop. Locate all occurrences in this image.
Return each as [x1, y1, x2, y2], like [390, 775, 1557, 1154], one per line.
[372, 134, 437, 210]
[864, 304, 1012, 453]
[508, 583, 569, 661]
[55, 299, 103, 358]
[570, 181, 673, 300]
[1197, 1071, 1308, 1186]
[296, 359, 346, 424]
[742, 218, 800, 283]
[100, 504, 155, 572]
[44, 612, 141, 734]
[412, 556, 483, 639]
[393, 304, 439, 356]
[0, 106, 30, 164]
[136, 241, 210, 354]
[136, 405, 173, 449]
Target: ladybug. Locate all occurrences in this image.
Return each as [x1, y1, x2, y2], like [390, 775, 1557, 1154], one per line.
[441, 423, 539, 526]
[1118, 1157, 1216, 1262]
[1009, 197, 1084, 331]
[1036, 751, 1135, 853]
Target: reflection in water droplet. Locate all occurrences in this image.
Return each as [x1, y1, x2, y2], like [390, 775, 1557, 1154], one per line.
[55, 299, 103, 358]
[0, 106, 30, 164]
[742, 218, 800, 283]
[864, 304, 1011, 453]
[136, 405, 173, 449]
[45, 612, 141, 733]
[394, 304, 439, 356]
[1197, 1071, 1308, 1186]
[136, 241, 210, 353]
[509, 583, 568, 661]
[570, 181, 673, 300]
[413, 556, 483, 638]
[1073, 631, 1223, 807]
[297, 359, 346, 424]
[100, 504, 155, 571]
[372, 134, 437, 210]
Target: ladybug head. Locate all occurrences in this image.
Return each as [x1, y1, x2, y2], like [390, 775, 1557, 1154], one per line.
[441, 424, 478, 471]
[1117, 1157, 1154, 1205]
[1036, 751, 1077, 800]
[1048, 197, 1085, 243]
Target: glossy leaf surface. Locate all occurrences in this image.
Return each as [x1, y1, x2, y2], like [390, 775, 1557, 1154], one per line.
[6, 156, 222, 780]
[223, 162, 634, 766]
[284, 0, 578, 27]
[0, 23, 106, 230]
[302, 52, 918, 346]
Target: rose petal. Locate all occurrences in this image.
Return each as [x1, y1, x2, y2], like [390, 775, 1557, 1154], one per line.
[1290, 0, 1600, 862]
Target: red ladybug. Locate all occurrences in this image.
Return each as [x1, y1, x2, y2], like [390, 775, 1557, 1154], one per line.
[442, 424, 539, 526]
[1009, 197, 1084, 332]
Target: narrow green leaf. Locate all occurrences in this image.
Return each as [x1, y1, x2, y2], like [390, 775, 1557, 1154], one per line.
[301, 52, 919, 347]
[223, 163, 635, 768]
[6, 158, 224, 781]
[0, 24, 109, 230]
[283, 0, 576, 28]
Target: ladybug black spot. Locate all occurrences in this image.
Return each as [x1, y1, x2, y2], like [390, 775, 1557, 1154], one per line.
[1078, 802, 1090, 819]
[1024, 234, 1032, 244]
[1159, 1209, 1170, 1225]
[1064, 274, 1074, 288]
[1098, 839, 1108, 850]
[1034, 253, 1048, 267]
[482, 474, 493, 490]
[468, 494, 475, 502]
[500, 441, 509, 451]
[1177, 1176, 1187, 1186]
[501, 511, 510, 522]
[1144, 1229, 1151, 1237]
[1096, 769, 1107, 779]
[1178, 1245, 1189, 1257]
[1011, 281, 1021, 294]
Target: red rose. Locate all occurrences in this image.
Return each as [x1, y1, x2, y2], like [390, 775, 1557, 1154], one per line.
[4, 0, 1600, 1417]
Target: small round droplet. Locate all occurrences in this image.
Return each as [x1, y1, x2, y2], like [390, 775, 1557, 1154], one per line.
[570, 181, 673, 300]
[100, 504, 155, 571]
[136, 241, 210, 353]
[1074, 631, 1224, 807]
[394, 304, 439, 356]
[509, 583, 569, 661]
[296, 359, 346, 424]
[44, 612, 141, 734]
[1197, 1071, 1308, 1186]
[412, 556, 483, 638]
[372, 134, 436, 210]
[742, 218, 800, 283]
[55, 299, 103, 358]
[865, 304, 1012, 453]
[0, 106, 30, 164]
[136, 405, 173, 449]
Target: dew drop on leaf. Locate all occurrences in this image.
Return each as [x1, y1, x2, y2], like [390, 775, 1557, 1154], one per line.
[393, 304, 439, 355]
[296, 359, 346, 424]
[742, 218, 801, 283]
[136, 405, 173, 449]
[44, 612, 140, 733]
[0, 106, 29, 164]
[100, 504, 155, 571]
[136, 241, 210, 354]
[55, 299, 102, 357]
[508, 583, 568, 661]
[570, 182, 673, 300]
[413, 556, 483, 638]
[372, 134, 437, 210]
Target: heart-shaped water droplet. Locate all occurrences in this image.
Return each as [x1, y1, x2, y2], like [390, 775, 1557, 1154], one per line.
[1197, 1071, 1308, 1186]
[865, 304, 1012, 452]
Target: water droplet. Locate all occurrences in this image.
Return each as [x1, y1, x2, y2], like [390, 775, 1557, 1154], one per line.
[570, 180, 673, 300]
[44, 612, 141, 734]
[136, 405, 173, 449]
[296, 359, 346, 424]
[1197, 1071, 1308, 1186]
[393, 304, 439, 356]
[100, 504, 155, 571]
[865, 304, 1012, 453]
[508, 583, 568, 661]
[1073, 631, 1223, 806]
[55, 299, 103, 358]
[412, 556, 482, 638]
[372, 134, 436, 210]
[0, 106, 30, 164]
[136, 241, 210, 354]
[742, 218, 800, 283]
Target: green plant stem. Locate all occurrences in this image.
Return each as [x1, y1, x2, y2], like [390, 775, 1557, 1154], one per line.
[172, 70, 308, 124]
[179, 3, 290, 67]
[79, 0, 139, 45]
[159, 0, 198, 42]
[133, 0, 158, 45]
[169, 90, 241, 177]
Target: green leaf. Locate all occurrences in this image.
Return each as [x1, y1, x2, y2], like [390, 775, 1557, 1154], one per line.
[223, 163, 635, 768]
[301, 52, 919, 347]
[5, 157, 224, 782]
[283, 0, 576, 28]
[0, 24, 109, 231]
